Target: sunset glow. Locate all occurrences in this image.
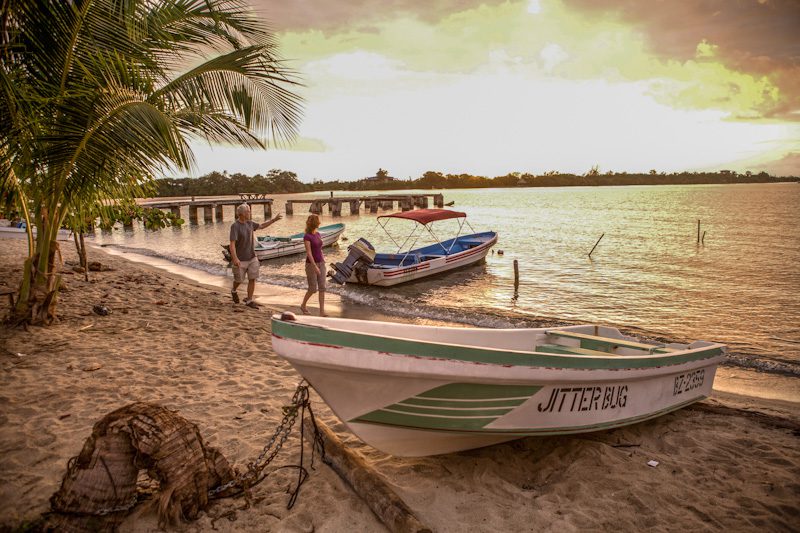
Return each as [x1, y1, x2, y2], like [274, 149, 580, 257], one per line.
[188, 0, 800, 180]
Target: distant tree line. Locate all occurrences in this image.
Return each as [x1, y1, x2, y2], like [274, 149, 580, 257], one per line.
[154, 168, 796, 196]
[156, 169, 313, 197]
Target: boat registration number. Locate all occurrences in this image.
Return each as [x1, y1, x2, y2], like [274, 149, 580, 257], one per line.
[673, 369, 705, 396]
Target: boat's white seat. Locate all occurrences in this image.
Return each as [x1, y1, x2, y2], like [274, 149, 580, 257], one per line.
[545, 330, 675, 353]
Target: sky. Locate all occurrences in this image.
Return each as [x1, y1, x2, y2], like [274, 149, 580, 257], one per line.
[185, 0, 800, 181]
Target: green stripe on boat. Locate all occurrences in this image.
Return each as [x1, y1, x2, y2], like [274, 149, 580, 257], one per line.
[387, 404, 514, 417]
[353, 396, 705, 434]
[355, 410, 498, 430]
[417, 383, 542, 399]
[402, 397, 528, 408]
[272, 319, 722, 370]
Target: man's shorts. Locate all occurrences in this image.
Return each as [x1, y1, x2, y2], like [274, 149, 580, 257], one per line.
[305, 261, 326, 292]
[234, 257, 259, 283]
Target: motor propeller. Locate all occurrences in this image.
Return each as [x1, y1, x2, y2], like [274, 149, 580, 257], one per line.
[330, 238, 376, 284]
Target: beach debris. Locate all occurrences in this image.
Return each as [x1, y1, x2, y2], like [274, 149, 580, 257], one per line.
[78, 323, 94, 331]
[47, 402, 234, 532]
[497, 249, 504, 255]
[59, 414, 71, 420]
[647, 460, 660, 468]
[92, 305, 111, 316]
[81, 364, 102, 372]
[303, 417, 433, 533]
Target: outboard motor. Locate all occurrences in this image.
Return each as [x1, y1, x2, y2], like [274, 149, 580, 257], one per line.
[330, 238, 376, 284]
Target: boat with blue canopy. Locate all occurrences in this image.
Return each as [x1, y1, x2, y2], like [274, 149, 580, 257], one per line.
[330, 209, 497, 286]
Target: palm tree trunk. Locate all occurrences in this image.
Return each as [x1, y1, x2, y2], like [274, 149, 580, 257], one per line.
[15, 210, 62, 324]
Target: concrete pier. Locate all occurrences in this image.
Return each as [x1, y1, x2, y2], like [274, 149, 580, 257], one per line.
[141, 195, 274, 225]
[283, 193, 445, 217]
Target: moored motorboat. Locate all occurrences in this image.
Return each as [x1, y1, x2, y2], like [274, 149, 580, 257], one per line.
[221, 222, 345, 262]
[271, 313, 726, 457]
[330, 209, 496, 286]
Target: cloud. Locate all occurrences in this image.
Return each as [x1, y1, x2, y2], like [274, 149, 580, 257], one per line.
[754, 151, 800, 177]
[278, 0, 791, 121]
[561, 0, 800, 119]
[249, 0, 506, 32]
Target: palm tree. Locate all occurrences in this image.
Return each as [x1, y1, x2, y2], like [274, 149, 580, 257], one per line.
[0, 0, 303, 324]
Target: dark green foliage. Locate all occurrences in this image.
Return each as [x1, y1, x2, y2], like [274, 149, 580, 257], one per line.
[154, 168, 794, 196]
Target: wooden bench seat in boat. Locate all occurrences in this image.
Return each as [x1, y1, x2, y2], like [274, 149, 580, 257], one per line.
[534, 343, 624, 357]
[545, 330, 676, 354]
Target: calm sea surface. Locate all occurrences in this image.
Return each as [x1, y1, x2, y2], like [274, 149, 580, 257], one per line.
[91, 183, 800, 375]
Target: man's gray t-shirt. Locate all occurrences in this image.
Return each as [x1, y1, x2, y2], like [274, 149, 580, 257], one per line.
[230, 220, 259, 261]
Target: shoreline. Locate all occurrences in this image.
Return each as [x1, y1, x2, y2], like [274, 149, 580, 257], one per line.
[1, 237, 798, 531]
[100, 243, 800, 405]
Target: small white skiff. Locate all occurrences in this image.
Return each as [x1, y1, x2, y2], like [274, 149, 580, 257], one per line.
[271, 313, 726, 457]
[0, 225, 73, 241]
[222, 223, 345, 262]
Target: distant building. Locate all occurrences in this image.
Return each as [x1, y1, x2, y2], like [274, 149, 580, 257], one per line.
[363, 168, 396, 182]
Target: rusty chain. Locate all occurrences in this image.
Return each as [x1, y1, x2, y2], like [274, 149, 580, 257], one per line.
[207, 380, 322, 506]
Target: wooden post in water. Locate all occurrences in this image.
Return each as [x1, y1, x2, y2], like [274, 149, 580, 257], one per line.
[285, 201, 293, 215]
[263, 202, 272, 219]
[697, 220, 700, 244]
[188, 205, 198, 225]
[588, 233, 604, 257]
[203, 206, 213, 223]
[702, 230, 706, 245]
[214, 204, 223, 222]
[513, 259, 519, 295]
[434, 194, 444, 208]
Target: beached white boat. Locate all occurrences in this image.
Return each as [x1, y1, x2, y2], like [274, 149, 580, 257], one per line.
[271, 313, 726, 457]
[221, 223, 345, 262]
[0, 225, 73, 241]
[330, 209, 497, 286]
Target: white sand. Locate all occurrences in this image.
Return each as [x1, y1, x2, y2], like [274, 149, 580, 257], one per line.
[1, 238, 798, 532]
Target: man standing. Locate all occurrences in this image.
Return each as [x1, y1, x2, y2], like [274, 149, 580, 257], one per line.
[230, 203, 282, 308]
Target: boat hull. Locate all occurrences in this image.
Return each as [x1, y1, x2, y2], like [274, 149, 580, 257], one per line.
[271, 316, 725, 456]
[351, 232, 497, 286]
[0, 226, 73, 241]
[252, 224, 344, 261]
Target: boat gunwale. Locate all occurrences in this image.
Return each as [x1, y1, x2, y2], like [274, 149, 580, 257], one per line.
[271, 316, 726, 371]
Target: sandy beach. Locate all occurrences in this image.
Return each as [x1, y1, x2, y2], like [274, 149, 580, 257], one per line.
[1, 237, 798, 532]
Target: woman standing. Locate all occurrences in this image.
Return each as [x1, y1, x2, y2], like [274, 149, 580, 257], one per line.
[301, 214, 327, 316]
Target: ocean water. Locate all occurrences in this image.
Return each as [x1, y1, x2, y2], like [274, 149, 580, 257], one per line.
[90, 183, 800, 376]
